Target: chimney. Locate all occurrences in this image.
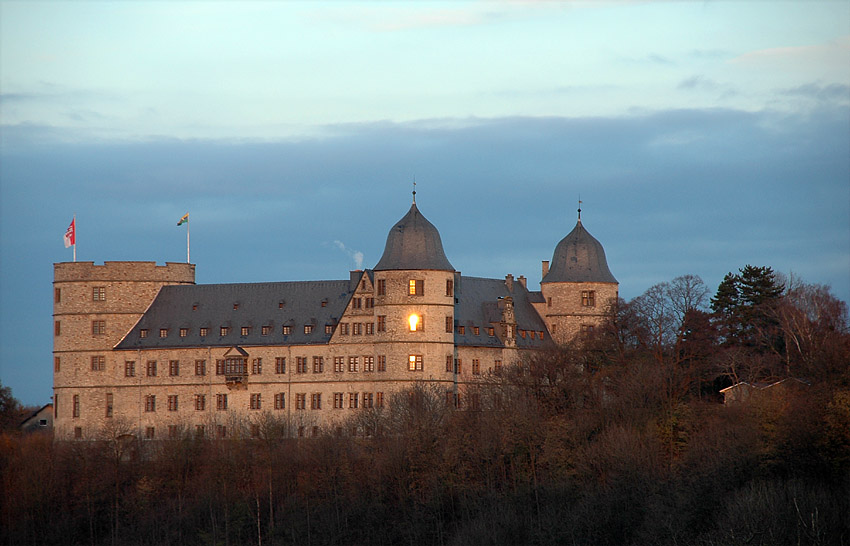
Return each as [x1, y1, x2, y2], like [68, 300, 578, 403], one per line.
[505, 274, 513, 292]
[517, 275, 527, 289]
[349, 270, 362, 291]
[542, 260, 549, 279]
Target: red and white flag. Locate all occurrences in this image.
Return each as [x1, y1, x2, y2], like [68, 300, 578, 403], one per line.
[63, 218, 76, 248]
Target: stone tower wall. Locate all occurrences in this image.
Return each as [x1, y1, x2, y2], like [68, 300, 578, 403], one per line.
[539, 281, 618, 345]
[53, 261, 195, 438]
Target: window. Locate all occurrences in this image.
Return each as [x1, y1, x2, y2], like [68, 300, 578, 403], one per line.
[298, 426, 305, 438]
[200, 327, 209, 337]
[377, 316, 386, 332]
[311, 393, 321, 410]
[296, 357, 307, 374]
[472, 359, 481, 375]
[250, 393, 262, 410]
[352, 323, 362, 335]
[144, 395, 156, 412]
[494, 359, 502, 373]
[195, 425, 205, 438]
[446, 355, 453, 372]
[195, 360, 206, 376]
[304, 324, 314, 334]
[159, 328, 168, 338]
[274, 393, 285, 410]
[296, 393, 306, 410]
[168, 395, 178, 412]
[73, 394, 80, 418]
[410, 314, 424, 331]
[74, 426, 83, 439]
[321, 299, 327, 308]
[91, 355, 105, 371]
[252, 358, 262, 374]
[282, 325, 292, 335]
[262, 325, 271, 336]
[376, 392, 384, 408]
[180, 328, 189, 337]
[54, 288, 61, 303]
[92, 320, 106, 335]
[408, 355, 423, 372]
[581, 290, 596, 307]
[365, 322, 374, 335]
[365, 297, 374, 308]
[195, 394, 206, 411]
[363, 393, 374, 409]
[333, 392, 344, 409]
[54, 321, 61, 336]
[348, 356, 359, 373]
[349, 392, 359, 409]
[377, 279, 386, 296]
[581, 324, 595, 334]
[446, 316, 453, 333]
[325, 324, 334, 334]
[145, 427, 155, 439]
[216, 359, 225, 375]
[168, 425, 179, 439]
[547, 297, 552, 308]
[334, 356, 344, 373]
[473, 327, 480, 336]
[275, 357, 286, 374]
[216, 393, 228, 410]
[54, 356, 60, 373]
[225, 357, 246, 375]
[92, 286, 106, 301]
[409, 279, 424, 296]
[146, 361, 157, 377]
[340, 323, 349, 335]
[105, 393, 113, 418]
[457, 325, 465, 335]
[551, 323, 557, 334]
[233, 303, 239, 310]
[446, 279, 453, 296]
[363, 356, 374, 372]
[220, 326, 229, 336]
[192, 304, 198, 311]
[125, 361, 135, 377]
[217, 425, 227, 439]
[488, 327, 495, 337]
[377, 355, 386, 372]
[352, 298, 362, 309]
[241, 326, 250, 336]
[455, 359, 462, 374]
[312, 356, 324, 373]
[139, 329, 148, 339]
[169, 360, 180, 376]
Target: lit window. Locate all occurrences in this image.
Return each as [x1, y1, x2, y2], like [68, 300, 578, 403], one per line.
[473, 327, 480, 336]
[409, 279, 424, 296]
[282, 325, 291, 335]
[92, 286, 106, 301]
[200, 327, 209, 337]
[220, 326, 229, 336]
[488, 327, 495, 336]
[241, 326, 250, 336]
[304, 324, 314, 334]
[408, 314, 421, 332]
[408, 355, 423, 372]
[159, 328, 168, 338]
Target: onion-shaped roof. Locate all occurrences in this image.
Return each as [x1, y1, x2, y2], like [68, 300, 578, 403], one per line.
[542, 219, 617, 283]
[374, 203, 454, 271]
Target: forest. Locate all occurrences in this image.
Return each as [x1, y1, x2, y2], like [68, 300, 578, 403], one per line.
[2, 266, 849, 546]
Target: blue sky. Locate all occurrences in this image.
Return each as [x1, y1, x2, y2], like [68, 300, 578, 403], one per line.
[1, 1, 848, 405]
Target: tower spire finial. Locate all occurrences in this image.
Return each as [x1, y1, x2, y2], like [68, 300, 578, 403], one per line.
[412, 175, 416, 204]
[578, 195, 582, 221]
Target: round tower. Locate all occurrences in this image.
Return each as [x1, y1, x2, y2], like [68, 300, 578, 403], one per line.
[53, 261, 195, 438]
[540, 208, 618, 344]
[372, 200, 456, 384]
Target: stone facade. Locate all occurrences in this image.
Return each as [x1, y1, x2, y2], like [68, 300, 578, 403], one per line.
[53, 206, 617, 440]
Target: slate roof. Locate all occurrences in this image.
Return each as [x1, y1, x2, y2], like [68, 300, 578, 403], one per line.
[542, 219, 617, 284]
[114, 280, 352, 350]
[374, 203, 455, 271]
[454, 276, 552, 349]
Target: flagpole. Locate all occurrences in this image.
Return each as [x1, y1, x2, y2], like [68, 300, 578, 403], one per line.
[187, 217, 190, 264]
[73, 214, 76, 262]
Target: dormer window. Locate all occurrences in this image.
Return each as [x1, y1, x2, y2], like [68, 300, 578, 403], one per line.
[200, 327, 209, 337]
[140, 329, 148, 339]
[282, 325, 292, 335]
[233, 303, 239, 310]
[159, 328, 168, 338]
[279, 300, 285, 309]
[304, 325, 314, 334]
[220, 326, 230, 336]
[321, 299, 328, 308]
[262, 325, 271, 336]
[241, 327, 250, 336]
[179, 328, 188, 338]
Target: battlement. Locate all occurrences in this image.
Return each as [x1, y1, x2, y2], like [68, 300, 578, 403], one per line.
[54, 261, 195, 284]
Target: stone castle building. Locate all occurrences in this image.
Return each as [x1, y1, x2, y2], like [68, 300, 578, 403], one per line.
[53, 200, 617, 439]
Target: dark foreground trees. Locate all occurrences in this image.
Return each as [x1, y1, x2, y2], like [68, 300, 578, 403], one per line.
[2, 271, 848, 546]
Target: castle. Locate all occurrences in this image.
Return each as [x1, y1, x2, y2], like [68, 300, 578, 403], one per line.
[53, 200, 617, 439]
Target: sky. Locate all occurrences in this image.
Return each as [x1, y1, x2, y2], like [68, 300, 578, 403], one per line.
[1, 1, 848, 406]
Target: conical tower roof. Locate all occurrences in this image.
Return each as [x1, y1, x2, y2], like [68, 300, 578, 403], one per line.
[542, 218, 617, 284]
[374, 203, 455, 271]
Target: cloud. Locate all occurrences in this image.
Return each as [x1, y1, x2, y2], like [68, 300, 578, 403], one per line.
[780, 82, 850, 103]
[677, 75, 719, 91]
[730, 35, 850, 69]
